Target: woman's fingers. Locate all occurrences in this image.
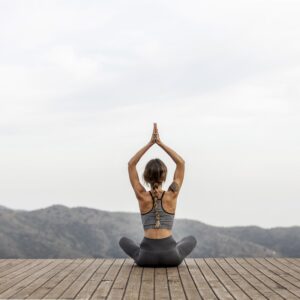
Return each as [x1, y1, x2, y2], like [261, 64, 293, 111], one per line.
[151, 122, 160, 144]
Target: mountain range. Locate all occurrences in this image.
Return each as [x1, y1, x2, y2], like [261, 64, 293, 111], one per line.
[0, 204, 299, 258]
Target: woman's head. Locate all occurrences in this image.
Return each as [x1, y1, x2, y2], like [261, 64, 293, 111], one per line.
[143, 158, 167, 190]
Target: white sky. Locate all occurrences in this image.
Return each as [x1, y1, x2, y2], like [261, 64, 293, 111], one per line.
[0, 0, 299, 228]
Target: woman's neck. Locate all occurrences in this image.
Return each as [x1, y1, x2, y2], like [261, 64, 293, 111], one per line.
[151, 185, 163, 192]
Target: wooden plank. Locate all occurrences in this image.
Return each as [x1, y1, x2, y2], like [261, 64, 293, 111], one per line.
[139, 266, 154, 300]
[246, 258, 300, 298]
[90, 258, 124, 299]
[0, 259, 13, 268]
[205, 258, 251, 300]
[123, 263, 143, 300]
[10, 259, 73, 299]
[14, 259, 81, 299]
[0, 259, 26, 274]
[154, 267, 170, 300]
[236, 258, 297, 299]
[107, 259, 134, 300]
[0, 259, 38, 279]
[5, 259, 67, 299]
[185, 258, 216, 299]
[178, 259, 201, 300]
[195, 258, 234, 300]
[60, 259, 102, 299]
[276, 258, 300, 274]
[0, 259, 20, 267]
[0, 259, 59, 299]
[265, 258, 300, 283]
[0, 258, 298, 300]
[215, 258, 267, 300]
[28, 259, 86, 299]
[278, 257, 300, 272]
[286, 258, 300, 268]
[0, 259, 53, 295]
[225, 258, 283, 300]
[167, 266, 186, 300]
[74, 259, 113, 300]
[43, 258, 94, 299]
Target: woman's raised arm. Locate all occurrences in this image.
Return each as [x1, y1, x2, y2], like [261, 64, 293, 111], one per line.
[157, 141, 185, 165]
[154, 124, 185, 165]
[128, 142, 153, 166]
[155, 126, 185, 195]
[127, 125, 157, 200]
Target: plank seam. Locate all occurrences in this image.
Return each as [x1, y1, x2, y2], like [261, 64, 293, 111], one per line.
[183, 259, 203, 300]
[55, 258, 96, 300]
[273, 258, 300, 275]
[177, 261, 189, 300]
[203, 258, 236, 300]
[221, 257, 268, 300]
[153, 265, 156, 300]
[0, 259, 56, 299]
[72, 258, 106, 299]
[105, 258, 126, 299]
[252, 258, 300, 297]
[21, 258, 71, 299]
[0, 259, 27, 276]
[0, 259, 42, 281]
[138, 266, 144, 300]
[285, 258, 300, 267]
[263, 258, 300, 282]
[120, 260, 134, 300]
[89, 258, 116, 300]
[212, 258, 249, 300]
[166, 266, 171, 300]
[41, 258, 88, 299]
[194, 258, 220, 300]
[228, 257, 275, 299]
[233, 258, 285, 300]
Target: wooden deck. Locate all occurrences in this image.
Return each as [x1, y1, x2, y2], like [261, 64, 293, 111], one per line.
[0, 258, 300, 299]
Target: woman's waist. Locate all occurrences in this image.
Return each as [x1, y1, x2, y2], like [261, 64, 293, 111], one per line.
[143, 228, 172, 239]
[140, 233, 176, 250]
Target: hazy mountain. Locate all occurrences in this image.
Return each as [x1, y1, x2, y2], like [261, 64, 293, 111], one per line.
[0, 204, 299, 258]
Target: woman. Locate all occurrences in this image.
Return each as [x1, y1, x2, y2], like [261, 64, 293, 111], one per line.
[119, 123, 197, 267]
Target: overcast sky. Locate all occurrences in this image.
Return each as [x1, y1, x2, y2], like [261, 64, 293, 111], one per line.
[0, 0, 299, 228]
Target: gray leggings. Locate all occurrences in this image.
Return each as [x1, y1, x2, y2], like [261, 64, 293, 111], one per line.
[119, 235, 197, 267]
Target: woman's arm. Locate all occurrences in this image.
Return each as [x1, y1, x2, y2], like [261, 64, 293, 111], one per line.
[157, 140, 185, 195]
[157, 141, 185, 165]
[128, 141, 154, 200]
[128, 125, 157, 200]
[128, 141, 154, 166]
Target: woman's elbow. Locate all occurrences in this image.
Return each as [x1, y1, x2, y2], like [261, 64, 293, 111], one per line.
[178, 159, 185, 165]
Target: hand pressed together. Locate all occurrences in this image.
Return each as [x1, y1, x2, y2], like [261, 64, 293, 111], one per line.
[150, 122, 162, 145]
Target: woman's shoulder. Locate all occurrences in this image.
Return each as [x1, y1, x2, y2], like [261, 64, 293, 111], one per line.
[139, 189, 178, 202]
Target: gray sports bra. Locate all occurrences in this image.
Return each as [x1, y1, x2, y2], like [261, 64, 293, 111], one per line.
[141, 190, 175, 230]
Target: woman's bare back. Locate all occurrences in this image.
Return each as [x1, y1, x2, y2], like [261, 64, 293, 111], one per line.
[139, 190, 178, 239]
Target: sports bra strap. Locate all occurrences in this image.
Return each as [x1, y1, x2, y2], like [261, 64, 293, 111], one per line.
[150, 190, 165, 200]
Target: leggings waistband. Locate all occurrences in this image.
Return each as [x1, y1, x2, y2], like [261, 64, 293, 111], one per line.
[140, 235, 176, 250]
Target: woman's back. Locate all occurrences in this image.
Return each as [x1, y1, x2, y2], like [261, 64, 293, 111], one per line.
[139, 189, 178, 239]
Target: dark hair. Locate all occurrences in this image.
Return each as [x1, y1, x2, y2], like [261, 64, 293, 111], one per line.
[143, 158, 167, 188]
[142, 158, 167, 228]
